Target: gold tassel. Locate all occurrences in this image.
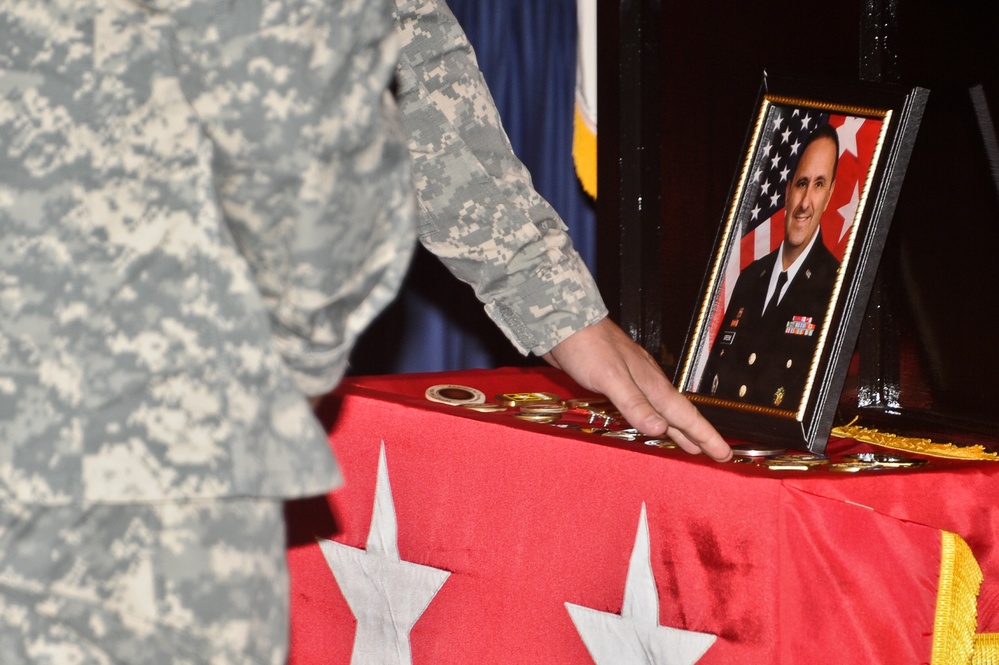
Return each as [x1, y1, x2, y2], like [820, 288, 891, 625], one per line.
[973, 634, 999, 665]
[831, 419, 999, 462]
[933, 531, 983, 664]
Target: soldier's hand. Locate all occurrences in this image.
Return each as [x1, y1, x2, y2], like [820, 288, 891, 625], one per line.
[542, 317, 732, 462]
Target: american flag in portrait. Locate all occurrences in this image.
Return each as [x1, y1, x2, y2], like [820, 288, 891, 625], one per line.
[699, 104, 885, 367]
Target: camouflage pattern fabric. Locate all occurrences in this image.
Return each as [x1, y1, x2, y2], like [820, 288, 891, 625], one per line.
[0, 498, 287, 664]
[0, 0, 611, 660]
[0, 0, 414, 504]
[394, 0, 609, 356]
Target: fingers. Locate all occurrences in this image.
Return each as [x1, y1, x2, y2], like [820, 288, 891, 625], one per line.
[548, 319, 731, 463]
[661, 412, 733, 462]
[620, 352, 732, 462]
[603, 373, 731, 462]
[598, 366, 673, 437]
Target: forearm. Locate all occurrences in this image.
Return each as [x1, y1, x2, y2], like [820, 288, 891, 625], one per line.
[393, 0, 606, 356]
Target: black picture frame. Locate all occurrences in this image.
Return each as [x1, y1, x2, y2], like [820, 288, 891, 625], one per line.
[675, 74, 928, 454]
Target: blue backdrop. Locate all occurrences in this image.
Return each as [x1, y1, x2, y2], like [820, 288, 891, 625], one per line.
[347, 0, 596, 376]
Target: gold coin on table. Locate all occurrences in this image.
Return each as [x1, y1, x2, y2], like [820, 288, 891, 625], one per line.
[513, 413, 557, 424]
[461, 403, 508, 413]
[762, 459, 822, 471]
[763, 458, 825, 468]
[827, 462, 874, 473]
[600, 428, 644, 442]
[642, 438, 678, 449]
[495, 392, 563, 407]
[771, 454, 827, 462]
[566, 397, 611, 409]
[519, 403, 569, 415]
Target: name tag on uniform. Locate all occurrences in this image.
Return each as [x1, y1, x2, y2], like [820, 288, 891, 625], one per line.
[720, 330, 736, 345]
[785, 316, 816, 336]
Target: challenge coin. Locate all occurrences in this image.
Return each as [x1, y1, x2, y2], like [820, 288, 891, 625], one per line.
[425, 384, 486, 406]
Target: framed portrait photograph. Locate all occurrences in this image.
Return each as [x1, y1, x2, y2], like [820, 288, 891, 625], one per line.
[675, 75, 928, 454]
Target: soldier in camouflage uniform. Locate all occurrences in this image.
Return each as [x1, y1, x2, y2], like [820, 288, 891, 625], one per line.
[0, 0, 412, 662]
[0, 0, 728, 661]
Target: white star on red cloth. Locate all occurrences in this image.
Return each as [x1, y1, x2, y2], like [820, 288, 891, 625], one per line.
[565, 503, 717, 665]
[318, 442, 450, 665]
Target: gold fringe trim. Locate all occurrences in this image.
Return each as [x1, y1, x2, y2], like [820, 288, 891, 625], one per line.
[974, 634, 999, 664]
[933, 531, 983, 665]
[831, 419, 999, 461]
[572, 105, 597, 199]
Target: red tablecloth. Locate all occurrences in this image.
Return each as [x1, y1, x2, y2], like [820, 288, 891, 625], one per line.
[285, 367, 998, 664]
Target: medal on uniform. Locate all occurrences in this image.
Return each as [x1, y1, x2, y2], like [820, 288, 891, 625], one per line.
[785, 315, 816, 336]
[773, 386, 785, 407]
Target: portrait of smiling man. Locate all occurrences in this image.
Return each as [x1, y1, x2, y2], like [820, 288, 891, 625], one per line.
[700, 122, 841, 409]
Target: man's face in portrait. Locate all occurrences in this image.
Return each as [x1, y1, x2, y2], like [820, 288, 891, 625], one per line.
[783, 135, 837, 265]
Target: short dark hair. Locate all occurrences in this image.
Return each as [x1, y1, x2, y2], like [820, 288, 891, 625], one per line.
[800, 123, 840, 181]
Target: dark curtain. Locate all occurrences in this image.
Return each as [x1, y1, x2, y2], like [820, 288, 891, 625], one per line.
[348, 0, 597, 375]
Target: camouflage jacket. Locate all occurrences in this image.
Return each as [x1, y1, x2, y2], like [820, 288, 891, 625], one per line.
[395, 0, 608, 356]
[0, 0, 414, 503]
[0, 0, 605, 505]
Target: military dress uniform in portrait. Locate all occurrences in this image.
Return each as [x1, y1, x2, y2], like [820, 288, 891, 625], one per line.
[700, 234, 839, 409]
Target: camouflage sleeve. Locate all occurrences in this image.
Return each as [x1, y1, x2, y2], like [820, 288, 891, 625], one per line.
[393, 0, 607, 356]
[171, 0, 415, 395]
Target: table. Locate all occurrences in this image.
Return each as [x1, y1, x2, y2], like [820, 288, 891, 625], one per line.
[285, 367, 999, 664]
